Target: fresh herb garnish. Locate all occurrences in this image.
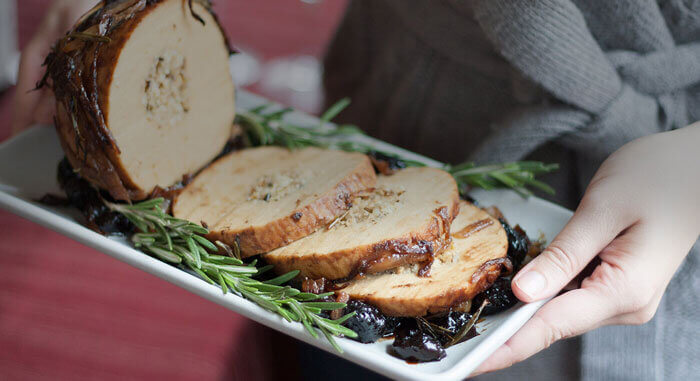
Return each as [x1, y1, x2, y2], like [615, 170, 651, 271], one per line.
[236, 99, 558, 197]
[106, 198, 357, 352]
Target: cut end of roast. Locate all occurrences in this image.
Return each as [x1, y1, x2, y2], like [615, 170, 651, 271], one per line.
[340, 201, 510, 317]
[50, 0, 235, 201]
[172, 146, 377, 256]
[263, 167, 461, 280]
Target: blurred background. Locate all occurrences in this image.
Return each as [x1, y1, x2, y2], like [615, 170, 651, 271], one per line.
[0, 1, 350, 379]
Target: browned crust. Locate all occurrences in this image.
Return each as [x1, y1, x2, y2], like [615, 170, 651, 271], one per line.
[265, 194, 461, 280]
[351, 258, 512, 317]
[45, 0, 230, 201]
[205, 155, 378, 256]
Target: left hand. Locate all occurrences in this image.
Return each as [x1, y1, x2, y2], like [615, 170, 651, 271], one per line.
[11, 0, 96, 136]
[472, 123, 700, 376]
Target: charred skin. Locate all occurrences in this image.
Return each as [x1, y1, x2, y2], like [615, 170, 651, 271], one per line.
[44, 0, 233, 202]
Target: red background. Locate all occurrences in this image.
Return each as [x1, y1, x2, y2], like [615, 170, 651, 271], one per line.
[0, 1, 348, 379]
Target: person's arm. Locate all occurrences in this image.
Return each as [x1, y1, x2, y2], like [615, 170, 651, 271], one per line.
[11, 0, 95, 135]
[0, 0, 18, 92]
[473, 122, 700, 375]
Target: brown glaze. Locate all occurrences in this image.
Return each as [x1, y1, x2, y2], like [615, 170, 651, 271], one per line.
[453, 218, 493, 239]
[44, 0, 232, 202]
[146, 173, 193, 212]
[325, 201, 459, 283]
[301, 277, 329, 294]
[330, 292, 350, 320]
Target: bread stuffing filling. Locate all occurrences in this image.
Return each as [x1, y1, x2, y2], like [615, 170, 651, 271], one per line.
[248, 171, 307, 202]
[143, 50, 189, 127]
[334, 187, 405, 228]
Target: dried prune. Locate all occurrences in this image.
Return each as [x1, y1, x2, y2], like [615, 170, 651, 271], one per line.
[391, 320, 446, 363]
[500, 218, 529, 269]
[342, 300, 395, 343]
[427, 311, 471, 344]
[367, 151, 407, 175]
[473, 278, 519, 316]
[57, 159, 134, 235]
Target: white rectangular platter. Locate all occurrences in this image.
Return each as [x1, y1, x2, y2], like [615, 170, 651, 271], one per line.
[0, 90, 572, 381]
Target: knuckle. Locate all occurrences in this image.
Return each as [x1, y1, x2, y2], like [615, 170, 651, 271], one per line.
[542, 243, 580, 280]
[534, 315, 570, 349]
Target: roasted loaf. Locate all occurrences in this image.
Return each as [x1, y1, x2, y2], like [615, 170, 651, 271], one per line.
[46, 0, 235, 201]
[263, 167, 460, 280]
[172, 146, 377, 256]
[340, 201, 511, 316]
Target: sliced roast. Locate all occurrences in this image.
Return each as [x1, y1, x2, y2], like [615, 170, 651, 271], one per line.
[263, 167, 460, 280]
[46, 0, 235, 201]
[172, 146, 377, 256]
[340, 201, 510, 316]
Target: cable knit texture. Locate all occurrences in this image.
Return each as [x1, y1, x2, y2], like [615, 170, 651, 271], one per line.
[323, 1, 700, 380]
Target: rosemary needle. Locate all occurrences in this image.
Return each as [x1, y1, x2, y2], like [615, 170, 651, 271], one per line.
[107, 198, 357, 352]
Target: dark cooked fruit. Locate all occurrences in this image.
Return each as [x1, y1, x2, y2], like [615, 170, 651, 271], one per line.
[58, 159, 134, 235]
[427, 311, 476, 346]
[473, 277, 519, 316]
[391, 320, 446, 363]
[430, 311, 471, 334]
[343, 300, 395, 343]
[500, 218, 529, 269]
[367, 150, 407, 174]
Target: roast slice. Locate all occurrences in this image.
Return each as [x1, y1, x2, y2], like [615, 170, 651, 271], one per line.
[340, 201, 511, 316]
[47, 0, 235, 201]
[172, 146, 377, 256]
[263, 167, 460, 280]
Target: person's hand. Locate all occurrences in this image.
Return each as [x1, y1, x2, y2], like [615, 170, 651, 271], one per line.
[473, 123, 700, 376]
[11, 0, 96, 136]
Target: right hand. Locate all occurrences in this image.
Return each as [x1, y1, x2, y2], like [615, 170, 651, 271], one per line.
[473, 123, 700, 376]
[11, 0, 97, 136]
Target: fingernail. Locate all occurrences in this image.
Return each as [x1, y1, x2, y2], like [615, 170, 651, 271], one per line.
[514, 270, 546, 299]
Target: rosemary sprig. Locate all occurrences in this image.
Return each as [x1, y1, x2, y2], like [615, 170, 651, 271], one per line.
[106, 198, 357, 352]
[446, 161, 559, 197]
[236, 99, 558, 197]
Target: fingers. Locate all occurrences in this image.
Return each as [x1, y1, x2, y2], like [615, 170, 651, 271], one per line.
[35, 89, 57, 126]
[11, 42, 47, 135]
[511, 193, 632, 302]
[473, 285, 618, 376]
[11, 10, 61, 135]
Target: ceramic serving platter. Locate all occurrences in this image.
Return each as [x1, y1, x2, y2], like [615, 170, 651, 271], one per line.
[0, 90, 572, 380]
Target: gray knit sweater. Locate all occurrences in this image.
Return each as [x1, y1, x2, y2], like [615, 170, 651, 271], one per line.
[323, 1, 700, 380]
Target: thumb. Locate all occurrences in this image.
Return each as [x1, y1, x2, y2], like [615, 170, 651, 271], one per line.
[511, 196, 630, 302]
